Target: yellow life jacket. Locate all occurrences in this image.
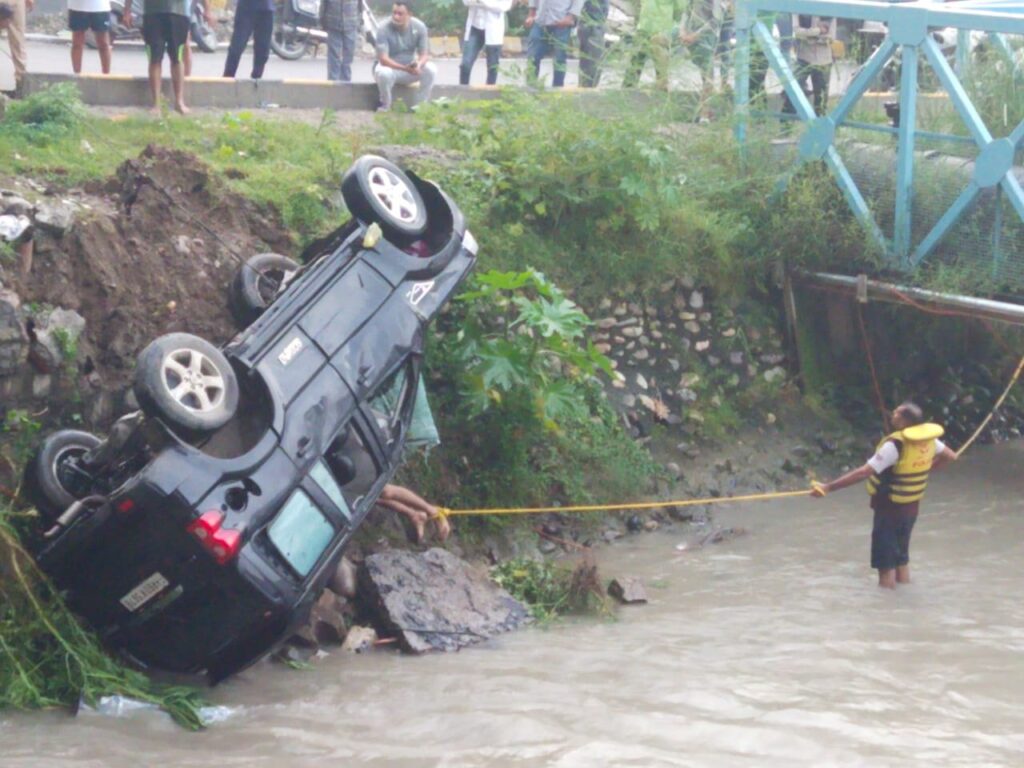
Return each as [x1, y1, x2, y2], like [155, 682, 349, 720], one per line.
[866, 423, 944, 504]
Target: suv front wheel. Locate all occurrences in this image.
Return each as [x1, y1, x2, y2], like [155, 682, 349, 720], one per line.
[134, 333, 239, 433]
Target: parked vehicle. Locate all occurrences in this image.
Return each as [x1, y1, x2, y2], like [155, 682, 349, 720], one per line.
[86, 0, 218, 53]
[24, 156, 477, 683]
[271, 0, 379, 60]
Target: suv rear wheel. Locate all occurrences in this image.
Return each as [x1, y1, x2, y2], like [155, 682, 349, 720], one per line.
[134, 333, 239, 432]
[229, 252, 301, 327]
[341, 155, 428, 244]
[25, 430, 102, 524]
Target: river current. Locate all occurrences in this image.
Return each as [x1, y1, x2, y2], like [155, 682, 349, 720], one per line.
[2, 441, 1022, 767]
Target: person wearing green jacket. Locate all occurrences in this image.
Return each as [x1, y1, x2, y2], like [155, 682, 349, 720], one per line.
[623, 0, 685, 91]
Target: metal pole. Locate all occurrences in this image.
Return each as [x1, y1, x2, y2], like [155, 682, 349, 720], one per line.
[796, 271, 1024, 326]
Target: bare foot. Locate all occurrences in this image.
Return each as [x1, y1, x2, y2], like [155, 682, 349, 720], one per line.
[174, 102, 190, 115]
[149, 105, 162, 116]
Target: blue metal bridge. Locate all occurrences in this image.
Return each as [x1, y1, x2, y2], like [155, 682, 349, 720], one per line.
[734, 0, 1024, 287]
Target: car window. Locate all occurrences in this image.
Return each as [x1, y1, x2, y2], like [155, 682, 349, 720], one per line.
[367, 362, 412, 453]
[325, 424, 381, 509]
[266, 490, 335, 578]
[309, 460, 353, 521]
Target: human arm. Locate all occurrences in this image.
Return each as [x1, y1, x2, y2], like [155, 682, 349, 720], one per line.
[931, 444, 958, 472]
[811, 462, 876, 497]
[794, 14, 820, 38]
[377, 484, 451, 542]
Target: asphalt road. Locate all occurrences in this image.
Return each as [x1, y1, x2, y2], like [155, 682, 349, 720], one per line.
[22, 37, 780, 91]
[22, 36, 857, 95]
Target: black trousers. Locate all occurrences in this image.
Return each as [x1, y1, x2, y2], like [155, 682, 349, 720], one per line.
[223, 7, 273, 80]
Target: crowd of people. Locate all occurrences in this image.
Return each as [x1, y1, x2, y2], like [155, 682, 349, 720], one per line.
[0, 0, 839, 116]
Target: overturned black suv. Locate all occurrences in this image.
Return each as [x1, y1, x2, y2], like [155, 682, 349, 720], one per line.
[24, 156, 477, 683]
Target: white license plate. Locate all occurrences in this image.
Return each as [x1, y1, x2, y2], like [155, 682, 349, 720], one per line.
[119, 572, 170, 612]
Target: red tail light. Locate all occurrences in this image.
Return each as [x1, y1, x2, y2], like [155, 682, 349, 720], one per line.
[187, 510, 241, 565]
[116, 498, 135, 513]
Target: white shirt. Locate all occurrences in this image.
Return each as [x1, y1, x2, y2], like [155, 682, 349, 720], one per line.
[868, 439, 946, 474]
[464, 0, 513, 46]
[69, 0, 113, 13]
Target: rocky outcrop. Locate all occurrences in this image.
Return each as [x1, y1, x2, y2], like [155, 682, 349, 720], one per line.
[358, 548, 530, 654]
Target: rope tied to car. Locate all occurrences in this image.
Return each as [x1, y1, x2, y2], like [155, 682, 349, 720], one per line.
[435, 353, 1024, 519]
[433, 488, 815, 522]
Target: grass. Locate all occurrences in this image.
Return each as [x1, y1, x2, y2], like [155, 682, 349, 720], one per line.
[0, 507, 207, 729]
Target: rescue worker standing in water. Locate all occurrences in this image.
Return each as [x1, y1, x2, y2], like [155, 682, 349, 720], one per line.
[811, 401, 957, 589]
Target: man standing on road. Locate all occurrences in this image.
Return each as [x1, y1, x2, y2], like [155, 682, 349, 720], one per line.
[68, 0, 113, 75]
[324, 0, 361, 82]
[1, 0, 29, 92]
[223, 0, 274, 81]
[811, 401, 957, 589]
[525, 0, 581, 89]
[126, 0, 209, 113]
[374, 1, 435, 111]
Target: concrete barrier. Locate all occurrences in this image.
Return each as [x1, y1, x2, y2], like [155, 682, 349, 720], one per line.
[21, 72, 514, 110]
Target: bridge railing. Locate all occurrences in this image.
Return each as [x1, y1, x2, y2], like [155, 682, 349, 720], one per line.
[734, 0, 1024, 287]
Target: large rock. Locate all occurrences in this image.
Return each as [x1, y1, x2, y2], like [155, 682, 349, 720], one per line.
[358, 548, 529, 654]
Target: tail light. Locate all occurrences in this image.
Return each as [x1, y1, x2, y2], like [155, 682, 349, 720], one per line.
[187, 510, 241, 565]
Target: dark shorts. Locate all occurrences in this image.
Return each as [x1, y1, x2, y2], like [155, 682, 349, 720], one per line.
[69, 10, 112, 33]
[870, 496, 919, 570]
[143, 12, 189, 64]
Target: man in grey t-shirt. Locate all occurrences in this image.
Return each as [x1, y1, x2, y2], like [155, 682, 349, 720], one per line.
[374, 1, 436, 111]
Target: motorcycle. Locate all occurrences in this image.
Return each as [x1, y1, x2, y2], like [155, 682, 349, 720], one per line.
[86, 0, 218, 53]
[271, 0, 378, 61]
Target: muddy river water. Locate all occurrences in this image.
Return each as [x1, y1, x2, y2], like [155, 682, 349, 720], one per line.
[3, 441, 1022, 767]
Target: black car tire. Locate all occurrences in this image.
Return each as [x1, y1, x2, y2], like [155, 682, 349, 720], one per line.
[341, 156, 428, 243]
[229, 253, 301, 327]
[25, 430, 102, 524]
[134, 333, 239, 432]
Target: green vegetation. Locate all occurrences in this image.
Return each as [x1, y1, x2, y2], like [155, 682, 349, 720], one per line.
[491, 557, 608, 622]
[0, 508, 207, 729]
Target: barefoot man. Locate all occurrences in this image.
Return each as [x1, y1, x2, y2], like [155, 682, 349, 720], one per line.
[125, 0, 209, 113]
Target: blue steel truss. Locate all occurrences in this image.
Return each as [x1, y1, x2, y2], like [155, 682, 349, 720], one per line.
[734, 0, 1024, 270]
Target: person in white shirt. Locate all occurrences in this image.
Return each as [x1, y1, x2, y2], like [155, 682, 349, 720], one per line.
[811, 401, 957, 589]
[459, 0, 511, 85]
[68, 0, 113, 74]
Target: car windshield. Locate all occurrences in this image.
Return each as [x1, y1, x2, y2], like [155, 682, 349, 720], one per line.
[266, 490, 335, 578]
[309, 460, 352, 520]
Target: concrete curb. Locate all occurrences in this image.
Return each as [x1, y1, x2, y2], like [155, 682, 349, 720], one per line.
[21, 71, 519, 110]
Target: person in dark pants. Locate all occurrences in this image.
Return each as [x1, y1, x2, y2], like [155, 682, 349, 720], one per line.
[459, 0, 511, 86]
[811, 402, 957, 589]
[324, 0, 360, 82]
[576, 0, 607, 88]
[223, 0, 274, 80]
[525, 0, 581, 88]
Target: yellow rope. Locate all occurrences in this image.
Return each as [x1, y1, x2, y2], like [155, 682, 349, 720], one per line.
[436, 489, 813, 521]
[435, 354, 1023, 521]
[955, 354, 1024, 459]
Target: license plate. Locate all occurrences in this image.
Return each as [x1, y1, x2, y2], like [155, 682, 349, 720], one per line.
[119, 572, 170, 612]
